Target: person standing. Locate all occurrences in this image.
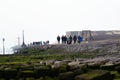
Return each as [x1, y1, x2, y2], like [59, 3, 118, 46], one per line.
[57, 35, 60, 44]
[69, 35, 72, 44]
[67, 36, 70, 44]
[64, 35, 67, 44]
[78, 36, 83, 43]
[73, 35, 77, 44]
[61, 35, 64, 44]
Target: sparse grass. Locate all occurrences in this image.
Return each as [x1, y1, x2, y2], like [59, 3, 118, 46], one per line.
[0, 52, 96, 64]
[0, 47, 97, 64]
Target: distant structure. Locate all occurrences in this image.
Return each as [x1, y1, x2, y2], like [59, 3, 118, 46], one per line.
[21, 30, 26, 47]
[66, 30, 92, 41]
[82, 30, 92, 41]
[66, 30, 120, 41]
[12, 30, 26, 53]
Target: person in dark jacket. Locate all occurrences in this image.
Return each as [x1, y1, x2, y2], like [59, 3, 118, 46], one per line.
[78, 36, 83, 43]
[67, 36, 70, 44]
[61, 35, 64, 44]
[57, 35, 60, 44]
[73, 35, 77, 44]
[64, 35, 67, 44]
[69, 35, 72, 44]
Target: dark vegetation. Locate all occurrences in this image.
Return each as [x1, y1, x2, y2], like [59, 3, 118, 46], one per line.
[0, 47, 120, 80]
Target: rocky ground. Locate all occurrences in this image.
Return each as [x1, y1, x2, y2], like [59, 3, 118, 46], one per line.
[3, 37, 120, 80]
[43, 38, 120, 57]
[26, 38, 120, 67]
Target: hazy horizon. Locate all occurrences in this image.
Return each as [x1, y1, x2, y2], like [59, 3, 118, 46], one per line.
[0, 0, 120, 51]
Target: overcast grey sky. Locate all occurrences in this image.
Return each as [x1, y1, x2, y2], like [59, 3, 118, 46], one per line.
[0, 0, 120, 50]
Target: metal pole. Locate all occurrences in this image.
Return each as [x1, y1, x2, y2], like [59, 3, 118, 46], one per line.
[3, 38, 5, 55]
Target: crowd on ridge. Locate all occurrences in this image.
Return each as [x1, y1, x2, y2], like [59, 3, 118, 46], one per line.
[25, 35, 83, 46]
[57, 35, 83, 44]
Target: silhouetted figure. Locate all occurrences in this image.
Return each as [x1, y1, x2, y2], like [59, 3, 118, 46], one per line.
[64, 35, 67, 44]
[78, 36, 83, 43]
[69, 35, 72, 44]
[57, 35, 60, 44]
[61, 35, 64, 44]
[67, 36, 70, 44]
[61, 35, 67, 44]
[73, 35, 77, 44]
[46, 40, 49, 44]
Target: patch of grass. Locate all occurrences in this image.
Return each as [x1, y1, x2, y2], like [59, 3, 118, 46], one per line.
[111, 71, 120, 80]
[0, 52, 97, 64]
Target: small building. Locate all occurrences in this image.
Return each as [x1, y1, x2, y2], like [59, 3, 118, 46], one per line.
[66, 30, 120, 41]
[66, 30, 92, 41]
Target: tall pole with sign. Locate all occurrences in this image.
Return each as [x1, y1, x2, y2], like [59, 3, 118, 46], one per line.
[22, 30, 26, 47]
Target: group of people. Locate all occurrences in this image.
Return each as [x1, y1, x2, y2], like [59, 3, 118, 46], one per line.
[57, 35, 83, 44]
[29, 40, 49, 46]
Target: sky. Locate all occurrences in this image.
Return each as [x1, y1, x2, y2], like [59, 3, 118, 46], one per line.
[0, 0, 120, 53]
